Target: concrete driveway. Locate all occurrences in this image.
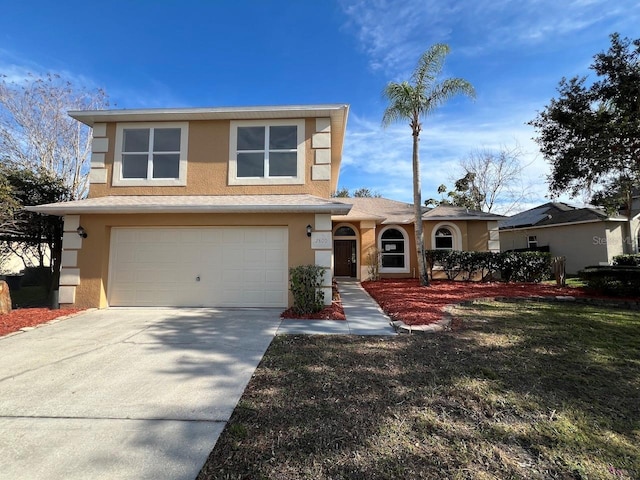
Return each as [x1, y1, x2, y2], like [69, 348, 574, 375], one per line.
[0, 308, 282, 480]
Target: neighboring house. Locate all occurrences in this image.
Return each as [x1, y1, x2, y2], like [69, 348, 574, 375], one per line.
[28, 103, 505, 310]
[499, 202, 632, 274]
[331, 198, 503, 280]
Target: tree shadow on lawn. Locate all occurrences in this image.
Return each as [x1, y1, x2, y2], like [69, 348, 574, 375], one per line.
[198, 302, 640, 480]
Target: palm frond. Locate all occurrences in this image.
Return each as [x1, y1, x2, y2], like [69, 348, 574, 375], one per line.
[412, 43, 450, 89]
[382, 81, 417, 126]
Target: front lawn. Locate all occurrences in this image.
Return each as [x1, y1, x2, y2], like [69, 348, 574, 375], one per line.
[198, 301, 640, 480]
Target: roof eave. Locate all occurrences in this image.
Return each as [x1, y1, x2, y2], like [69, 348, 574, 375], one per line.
[26, 203, 352, 216]
[68, 104, 349, 127]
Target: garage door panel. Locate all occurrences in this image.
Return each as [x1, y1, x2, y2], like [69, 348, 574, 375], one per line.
[109, 227, 287, 307]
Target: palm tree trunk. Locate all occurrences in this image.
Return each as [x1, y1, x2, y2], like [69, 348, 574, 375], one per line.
[412, 128, 429, 286]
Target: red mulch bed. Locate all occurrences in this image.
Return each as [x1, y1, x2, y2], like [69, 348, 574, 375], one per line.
[362, 278, 633, 326]
[0, 308, 83, 336]
[281, 300, 346, 321]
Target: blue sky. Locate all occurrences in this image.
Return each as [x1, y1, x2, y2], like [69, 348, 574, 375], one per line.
[1, 0, 639, 211]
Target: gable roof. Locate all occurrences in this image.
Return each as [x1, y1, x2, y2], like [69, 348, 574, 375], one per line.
[332, 197, 414, 224]
[332, 197, 504, 224]
[500, 202, 627, 230]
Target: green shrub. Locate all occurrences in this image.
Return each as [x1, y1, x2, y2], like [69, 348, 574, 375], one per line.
[424, 250, 551, 283]
[425, 250, 449, 279]
[579, 265, 640, 297]
[500, 251, 551, 283]
[613, 254, 640, 266]
[289, 265, 325, 315]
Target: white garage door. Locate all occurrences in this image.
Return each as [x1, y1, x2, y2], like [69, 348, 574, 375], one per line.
[108, 227, 288, 307]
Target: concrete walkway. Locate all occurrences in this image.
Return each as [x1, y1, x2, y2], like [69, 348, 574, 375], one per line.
[277, 279, 396, 336]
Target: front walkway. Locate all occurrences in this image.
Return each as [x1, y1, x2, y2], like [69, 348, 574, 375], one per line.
[277, 279, 396, 336]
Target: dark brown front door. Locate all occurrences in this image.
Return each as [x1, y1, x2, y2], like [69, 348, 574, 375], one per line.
[334, 240, 356, 277]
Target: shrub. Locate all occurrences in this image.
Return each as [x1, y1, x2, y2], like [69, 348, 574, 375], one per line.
[289, 265, 325, 315]
[613, 254, 640, 266]
[366, 248, 381, 281]
[500, 251, 551, 283]
[476, 251, 502, 281]
[425, 250, 448, 279]
[579, 265, 640, 297]
[425, 250, 551, 283]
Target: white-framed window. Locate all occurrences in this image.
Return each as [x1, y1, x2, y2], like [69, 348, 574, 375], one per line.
[379, 226, 409, 273]
[229, 119, 305, 185]
[435, 228, 454, 250]
[430, 222, 462, 251]
[527, 235, 538, 249]
[113, 122, 188, 186]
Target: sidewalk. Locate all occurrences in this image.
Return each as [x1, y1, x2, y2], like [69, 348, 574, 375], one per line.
[277, 280, 396, 336]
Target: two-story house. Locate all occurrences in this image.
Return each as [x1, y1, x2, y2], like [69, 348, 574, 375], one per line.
[29, 105, 352, 309]
[29, 103, 504, 310]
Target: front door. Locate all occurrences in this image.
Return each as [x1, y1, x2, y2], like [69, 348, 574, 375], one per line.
[334, 239, 356, 277]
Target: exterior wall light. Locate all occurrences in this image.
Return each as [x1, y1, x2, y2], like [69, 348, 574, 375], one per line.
[77, 226, 88, 238]
[306, 224, 313, 237]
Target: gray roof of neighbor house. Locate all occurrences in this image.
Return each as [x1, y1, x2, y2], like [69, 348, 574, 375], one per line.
[500, 202, 627, 230]
[26, 194, 352, 216]
[332, 197, 504, 224]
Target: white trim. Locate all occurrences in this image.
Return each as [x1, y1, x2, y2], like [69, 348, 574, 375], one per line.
[312, 164, 331, 180]
[63, 215, 81, 231]
[378, 225, 410, 274]
[228, 119, 305, 186]
[91, 138, 108, 153]
[431, 222, 462, 251]
[92, 123, 107, 137]
[316, 118, 331, 133]
[113, 122, 189, 187]
[89, 168, 107, 184]
[58, 286, 76, 304]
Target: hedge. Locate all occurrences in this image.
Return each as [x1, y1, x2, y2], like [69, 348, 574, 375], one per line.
[579, 265, 640, 297]
[424, 250, 552, 283]
[613, 254, 640, 266]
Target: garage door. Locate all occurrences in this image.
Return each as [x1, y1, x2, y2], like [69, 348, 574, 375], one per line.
[108, 227, 288, 307]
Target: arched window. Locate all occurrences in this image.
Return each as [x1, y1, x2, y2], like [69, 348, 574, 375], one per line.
[335, 226, 356, 237]
[431, 223, 462, 251]
[434, 228, 453, 250]
[379, 226, 409, 273]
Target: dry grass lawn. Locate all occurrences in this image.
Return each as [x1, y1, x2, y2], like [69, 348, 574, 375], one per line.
[198, 301, 640, 480]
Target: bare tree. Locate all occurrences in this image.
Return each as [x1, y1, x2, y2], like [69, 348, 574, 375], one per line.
[0, 73, 108, 199]
[457, 145, 532, 214]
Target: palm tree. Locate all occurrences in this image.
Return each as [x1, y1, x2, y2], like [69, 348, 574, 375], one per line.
[382, 43, 475, 286]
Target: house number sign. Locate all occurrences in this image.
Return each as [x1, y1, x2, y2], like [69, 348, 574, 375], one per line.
[311, 232, 331, 250]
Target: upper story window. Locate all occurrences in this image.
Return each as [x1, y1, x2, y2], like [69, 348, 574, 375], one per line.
[229, 119, 305, 186]
[113, 122, 188, 186]
[379, 226, 409, 273]
[435, 228, 454, 250]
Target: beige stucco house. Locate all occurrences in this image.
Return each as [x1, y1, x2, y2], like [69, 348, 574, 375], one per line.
[331, 198, 503, 280]
[29, 104, 503, 310]
[499, 202, 634, 274]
